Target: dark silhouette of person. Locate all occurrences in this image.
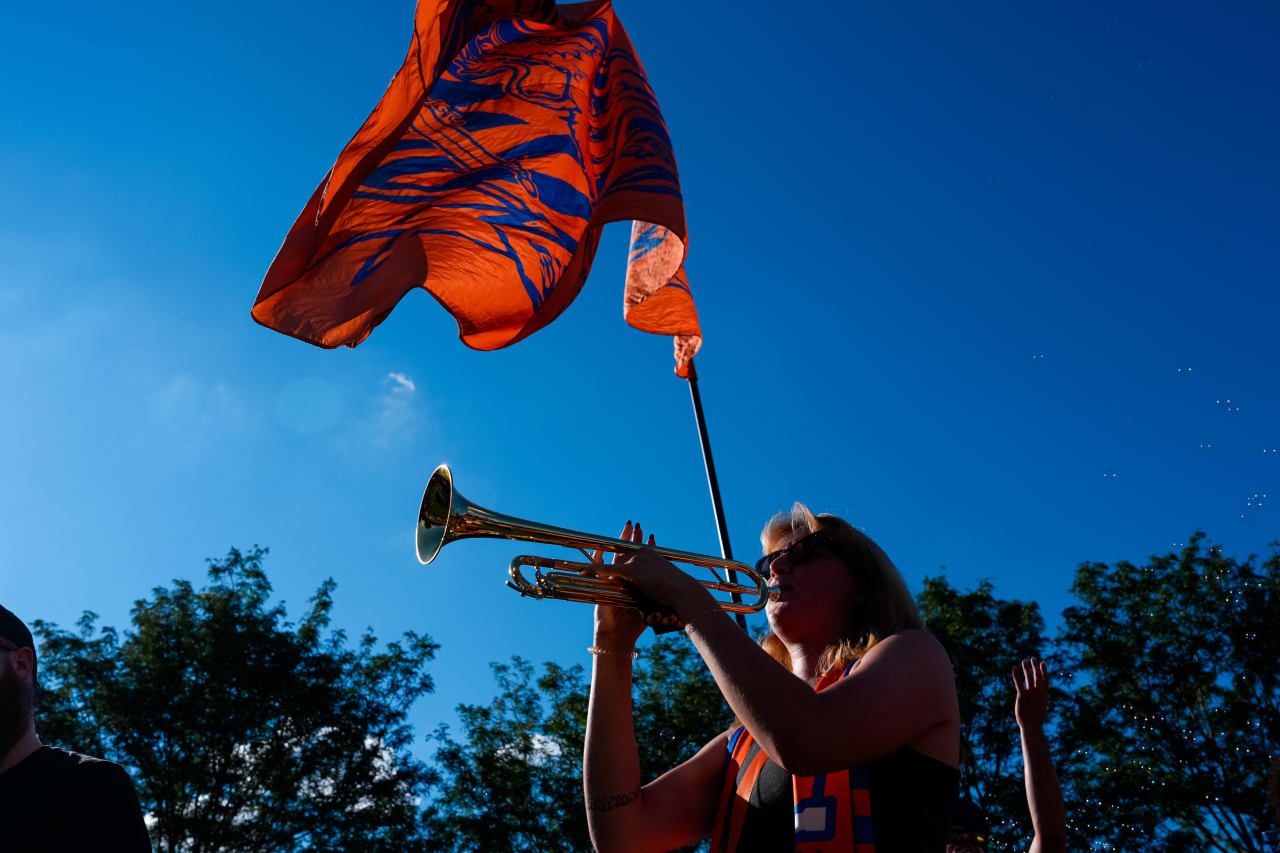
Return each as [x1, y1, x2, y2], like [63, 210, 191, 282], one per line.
[946, 797, 990, 852]
[0, 603, 151, 852]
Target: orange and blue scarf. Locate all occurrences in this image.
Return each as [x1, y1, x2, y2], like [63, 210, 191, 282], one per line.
[710, 662, 874, 852]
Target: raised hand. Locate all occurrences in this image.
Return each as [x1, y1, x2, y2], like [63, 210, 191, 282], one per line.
[1012, 658, 1051, 731]
[1012, 658, 1066, 853]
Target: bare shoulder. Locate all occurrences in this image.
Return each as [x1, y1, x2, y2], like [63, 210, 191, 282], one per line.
[862, 629, 953, 672]
[863, 631, 959, 763]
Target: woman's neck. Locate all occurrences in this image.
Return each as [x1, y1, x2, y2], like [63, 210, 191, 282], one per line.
[783, 639, 830, 685]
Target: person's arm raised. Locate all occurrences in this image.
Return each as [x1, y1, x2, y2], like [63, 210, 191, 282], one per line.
[582, 523, 725, 853]
[606, 547, 957, 777]
[585, 693, 730, 853]
[1014, 659, 1066, 853]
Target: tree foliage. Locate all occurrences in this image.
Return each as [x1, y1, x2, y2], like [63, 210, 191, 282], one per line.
[27, 535, 1280, 852]
[34, 546, 441, 853]
[1054, 533, 1280, 852]
[422, 656, 590, 852]
[917, 574, 1050, 849]
[425, 635, 732, 852]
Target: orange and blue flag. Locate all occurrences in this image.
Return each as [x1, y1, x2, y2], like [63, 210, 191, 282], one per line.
[252, 0, 700, 375]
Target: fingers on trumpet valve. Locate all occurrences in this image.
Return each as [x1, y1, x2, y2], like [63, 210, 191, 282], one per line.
[581, 521, 651, 577]
[643, 609, 680, 627]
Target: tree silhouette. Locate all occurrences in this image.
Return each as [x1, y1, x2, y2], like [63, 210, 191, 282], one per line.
[34, 546, 441, 853]
[1054, 534, 1279, 852]
[917, 574, 1050, 849]
[425, 635, 731, 852]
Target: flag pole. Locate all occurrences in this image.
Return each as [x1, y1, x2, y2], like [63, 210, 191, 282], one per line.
[685, 359, 749, 633]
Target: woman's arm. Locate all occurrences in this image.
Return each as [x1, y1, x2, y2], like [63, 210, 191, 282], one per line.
[605, 548, 958, 776]
[583, 523, 726, 852]
[1014, 659, 1066, 853]
[687, 606, 956, 774]
[583, 638, 729, 852]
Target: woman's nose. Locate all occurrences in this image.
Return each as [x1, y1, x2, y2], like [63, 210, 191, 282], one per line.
[767, 556, 792, 581]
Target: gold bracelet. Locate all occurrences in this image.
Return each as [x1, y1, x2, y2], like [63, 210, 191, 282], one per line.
[587, 646, 638, 659]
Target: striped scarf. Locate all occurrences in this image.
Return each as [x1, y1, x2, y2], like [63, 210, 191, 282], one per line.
[710, 662, 874, 852]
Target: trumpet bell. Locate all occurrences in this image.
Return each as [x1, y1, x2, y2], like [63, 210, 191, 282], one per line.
[415, 464, 455, 564]
[413, 463, 774, 615]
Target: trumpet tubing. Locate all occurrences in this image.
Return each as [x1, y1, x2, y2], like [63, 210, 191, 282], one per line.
[507, 556, 772, 614]
[415, 464, 775, 614]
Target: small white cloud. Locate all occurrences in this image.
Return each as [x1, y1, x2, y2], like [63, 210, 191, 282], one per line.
[388, 371, 416, 393]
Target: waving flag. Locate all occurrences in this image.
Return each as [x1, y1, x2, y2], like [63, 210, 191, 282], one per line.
[252, 0, 700, 375]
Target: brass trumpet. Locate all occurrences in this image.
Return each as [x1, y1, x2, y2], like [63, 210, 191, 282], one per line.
[415, 464, 775, 614]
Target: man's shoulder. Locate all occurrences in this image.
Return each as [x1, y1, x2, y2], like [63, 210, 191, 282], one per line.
[38, 745, 119, 768]
[1, 747, 150, 852]
[34, 746, 132, 786]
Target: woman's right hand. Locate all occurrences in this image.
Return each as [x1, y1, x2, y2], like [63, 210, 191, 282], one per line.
[587, 521, 650, 649]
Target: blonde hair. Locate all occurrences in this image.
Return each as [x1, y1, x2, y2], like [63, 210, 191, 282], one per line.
[758, 503, 921, 673]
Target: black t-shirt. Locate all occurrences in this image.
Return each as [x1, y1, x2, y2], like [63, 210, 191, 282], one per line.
[0, 746, 152, 853]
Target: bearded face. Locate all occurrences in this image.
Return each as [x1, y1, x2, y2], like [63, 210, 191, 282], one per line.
[0, 655, 34, 759]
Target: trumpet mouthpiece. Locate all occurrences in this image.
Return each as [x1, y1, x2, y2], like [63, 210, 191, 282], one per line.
[766, 586, 782, 600]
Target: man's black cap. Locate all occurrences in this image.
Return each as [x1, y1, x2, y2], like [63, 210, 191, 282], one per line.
[0, 604, 34, 652]
[0, 604, 37, 682]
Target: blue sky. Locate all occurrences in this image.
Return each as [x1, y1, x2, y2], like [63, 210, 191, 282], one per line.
[2, 0, 1277, 753]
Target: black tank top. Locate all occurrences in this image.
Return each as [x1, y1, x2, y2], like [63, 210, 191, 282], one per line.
[732, 742, 959, 852]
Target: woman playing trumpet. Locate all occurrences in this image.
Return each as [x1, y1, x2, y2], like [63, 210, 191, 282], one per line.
[583, 506, 961, 852]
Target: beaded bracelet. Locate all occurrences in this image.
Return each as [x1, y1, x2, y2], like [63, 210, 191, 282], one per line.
[587, 646, 638, 659]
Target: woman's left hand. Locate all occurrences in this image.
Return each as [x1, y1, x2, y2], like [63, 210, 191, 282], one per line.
[1013, 658, 1051, 731]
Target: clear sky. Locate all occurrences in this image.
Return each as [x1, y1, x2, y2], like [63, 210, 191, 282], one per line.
[2, 0, 1277, 755]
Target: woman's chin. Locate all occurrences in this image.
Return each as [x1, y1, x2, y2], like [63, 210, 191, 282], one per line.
[765, 599, 803, 631]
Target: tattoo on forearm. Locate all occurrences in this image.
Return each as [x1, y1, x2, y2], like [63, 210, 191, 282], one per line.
[587, 787, 642, 812]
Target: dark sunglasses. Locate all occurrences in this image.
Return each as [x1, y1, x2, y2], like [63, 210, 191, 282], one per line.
[755, 530, 836, 575]
[0, 636, 18, 652]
